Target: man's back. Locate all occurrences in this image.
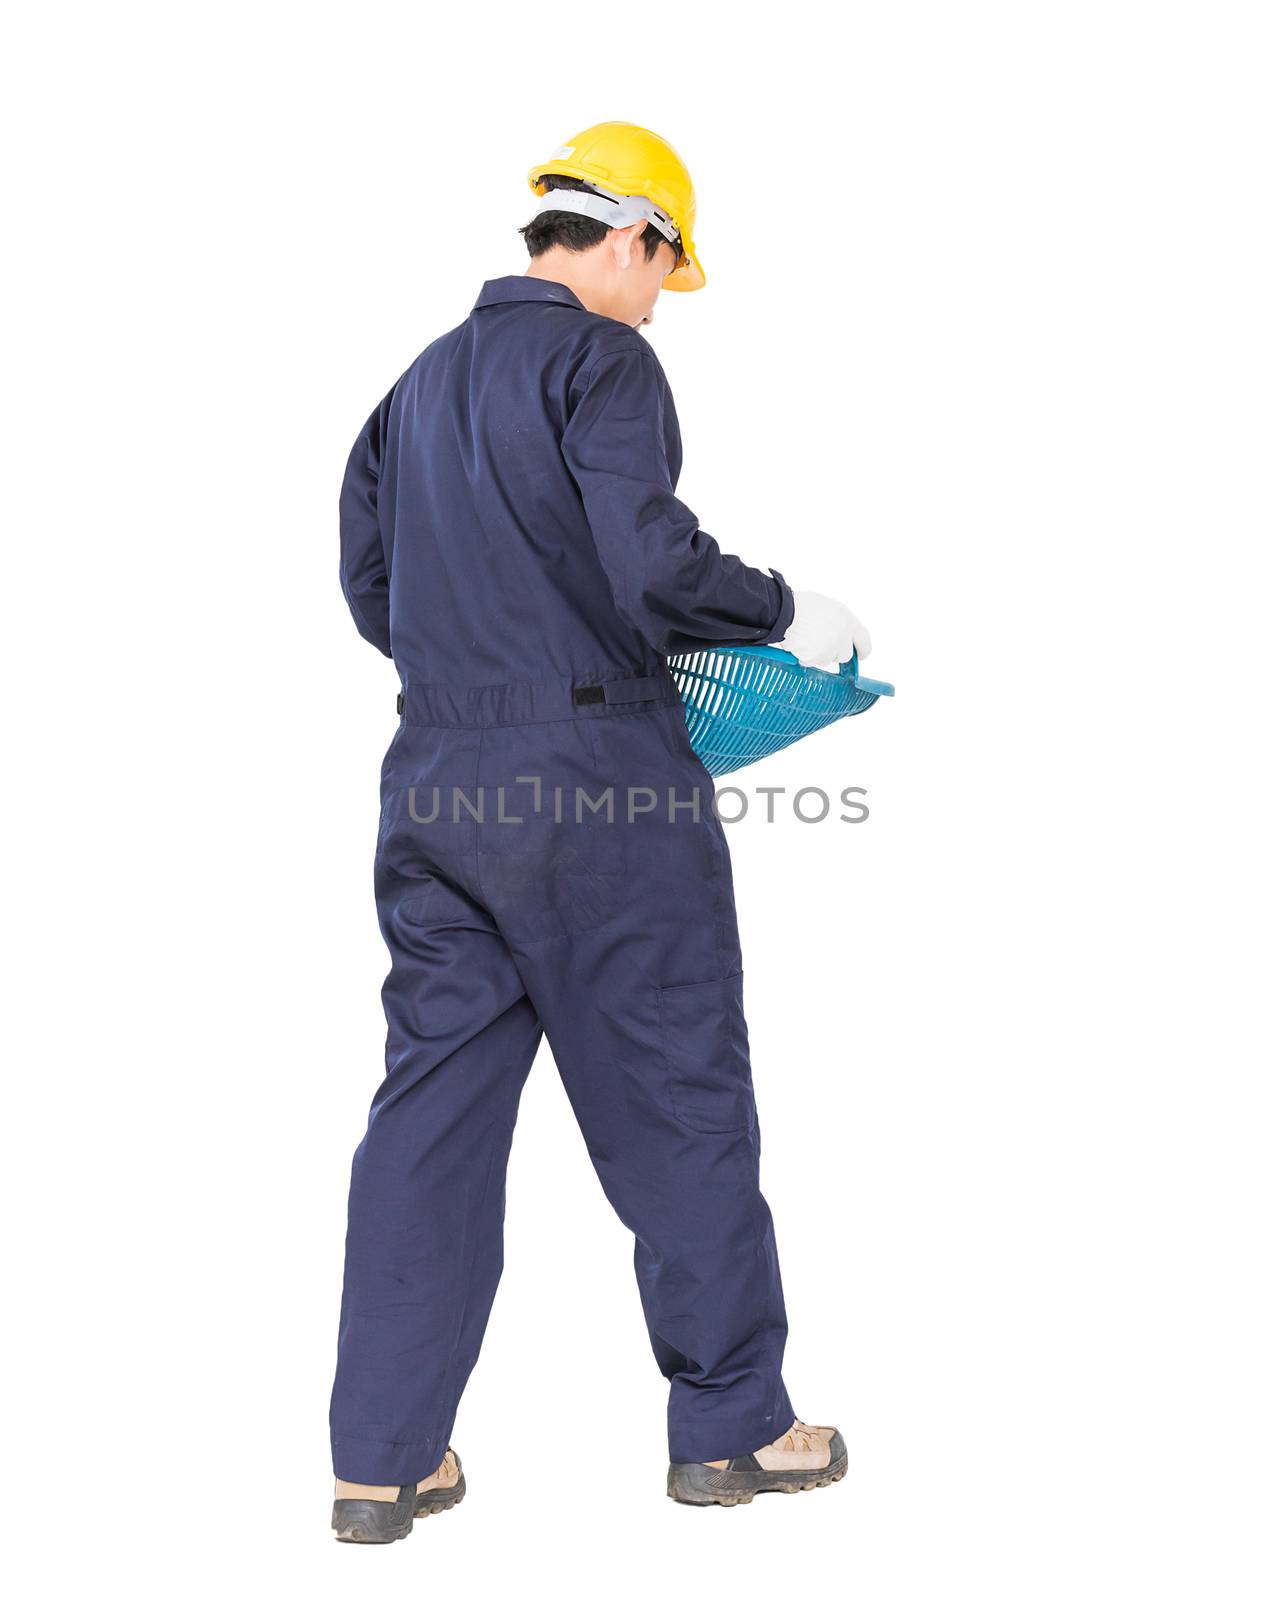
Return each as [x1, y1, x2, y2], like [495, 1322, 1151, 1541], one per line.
[339, 276, 790, 692]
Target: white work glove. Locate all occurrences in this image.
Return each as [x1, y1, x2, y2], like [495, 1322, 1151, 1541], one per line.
[775, 590, 872, 670]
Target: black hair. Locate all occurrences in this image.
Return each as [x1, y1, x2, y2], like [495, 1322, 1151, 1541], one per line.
[520, 174, 683, 266]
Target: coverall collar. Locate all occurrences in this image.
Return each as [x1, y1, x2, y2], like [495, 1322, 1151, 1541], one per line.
[474, 276, 587, 312]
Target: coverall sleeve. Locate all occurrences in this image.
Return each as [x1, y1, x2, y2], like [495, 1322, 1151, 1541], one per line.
[338, 397, 393, 657]
[562, 347, 795, 657]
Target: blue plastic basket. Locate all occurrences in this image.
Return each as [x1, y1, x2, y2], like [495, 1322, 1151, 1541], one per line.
[668, 646, 895, 777]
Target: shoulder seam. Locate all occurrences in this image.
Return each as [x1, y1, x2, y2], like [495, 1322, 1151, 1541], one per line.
[577, 340, 659, 392]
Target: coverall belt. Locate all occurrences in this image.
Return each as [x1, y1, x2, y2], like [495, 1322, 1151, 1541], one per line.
[398, 668, 678, 728]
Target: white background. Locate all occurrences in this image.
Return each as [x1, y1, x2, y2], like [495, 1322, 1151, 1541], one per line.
[4, 3, 1267, 1595]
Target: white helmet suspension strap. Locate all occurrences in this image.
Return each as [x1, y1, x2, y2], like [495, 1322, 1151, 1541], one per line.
[530, 183, 680, 246]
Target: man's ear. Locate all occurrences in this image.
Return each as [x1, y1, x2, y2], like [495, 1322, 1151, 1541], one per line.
[609, 221, 647, 270]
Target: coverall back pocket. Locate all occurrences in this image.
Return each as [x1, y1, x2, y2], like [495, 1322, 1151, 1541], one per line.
[657, 973, 754, 1134]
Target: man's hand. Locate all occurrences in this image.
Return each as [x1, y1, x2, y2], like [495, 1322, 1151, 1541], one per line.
[774, 590, 872, 670]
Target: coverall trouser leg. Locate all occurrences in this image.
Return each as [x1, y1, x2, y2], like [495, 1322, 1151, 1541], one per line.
[330, 695, 794, 1484]
[331, 891, 542, 1486]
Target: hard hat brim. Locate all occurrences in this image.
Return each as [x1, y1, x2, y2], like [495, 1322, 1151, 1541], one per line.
[662, 254, 705, 291]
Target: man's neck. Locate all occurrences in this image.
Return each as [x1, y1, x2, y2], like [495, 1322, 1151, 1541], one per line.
[524, 253, 613, 320]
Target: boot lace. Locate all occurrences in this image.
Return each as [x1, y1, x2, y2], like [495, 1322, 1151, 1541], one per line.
[778, 1420, 820, 1453]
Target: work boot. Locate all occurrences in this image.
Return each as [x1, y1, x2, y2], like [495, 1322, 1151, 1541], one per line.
[332, 1449, 465, 1543]
[667, 1421, 847, 1506]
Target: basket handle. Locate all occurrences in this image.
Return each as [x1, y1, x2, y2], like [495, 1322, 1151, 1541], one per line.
[843, 649, 896, 697]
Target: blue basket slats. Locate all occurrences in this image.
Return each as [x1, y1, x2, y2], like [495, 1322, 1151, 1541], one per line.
[667, 646, 894, 778]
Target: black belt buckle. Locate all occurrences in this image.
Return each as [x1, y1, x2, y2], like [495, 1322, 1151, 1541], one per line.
[573, 685, 605, 707]
[396, 692, 405, 715]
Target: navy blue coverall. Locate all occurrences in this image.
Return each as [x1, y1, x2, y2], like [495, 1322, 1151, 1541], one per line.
[332, 276, 798, 1484]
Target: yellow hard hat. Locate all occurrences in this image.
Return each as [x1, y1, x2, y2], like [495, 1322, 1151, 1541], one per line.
[528, 121, 705, 292]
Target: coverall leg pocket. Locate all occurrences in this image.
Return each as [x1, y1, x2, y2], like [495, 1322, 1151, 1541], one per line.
[657, 972, 754, 1134]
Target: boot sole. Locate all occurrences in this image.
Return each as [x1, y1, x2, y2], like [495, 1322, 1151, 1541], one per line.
[333, 1464, 466, 1543]
[667, 1438, 848, 1507]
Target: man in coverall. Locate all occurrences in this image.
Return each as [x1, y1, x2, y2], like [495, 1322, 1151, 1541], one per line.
[331, 122, 872, 1541]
